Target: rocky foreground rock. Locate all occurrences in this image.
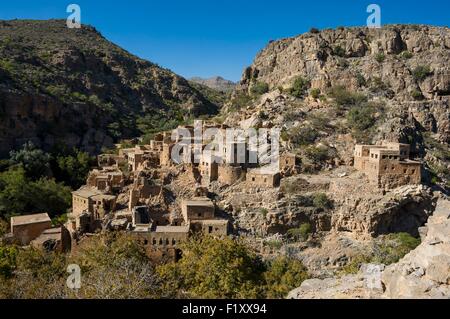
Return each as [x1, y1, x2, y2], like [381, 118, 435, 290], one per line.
[288, 196, 450, 299]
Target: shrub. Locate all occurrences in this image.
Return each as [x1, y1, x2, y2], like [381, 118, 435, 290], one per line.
[375, 52, 386, 63]
[304, 145, 330, 162]
[288, 76, 310, 98]
[347, 103, 376, 131]
[312, 193, 333, 210]
[250, 81, 269, 96]
[400, 51, 413, 59]
[333, 45, 346, 57]
[157, 236, 266, 298]
[328, 86, 367, 108]
[339, 232, 421, 275]
[310, 88, 321, 99]
[260, 208, 268, 218]
[356, 73, 366, 87]
[412, 65, 432, 81]
[287, 223, 312, 241]
[263, 257, 309, 298]
[287, 126, 319, 147]
[0, 245, 18, 279]
[309, 27, 320, 34]
[9, 142, 51, 180]
[411, 89, 424, 100]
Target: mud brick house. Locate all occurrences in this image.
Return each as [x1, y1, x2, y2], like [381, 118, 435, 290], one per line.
[247, 168, 281, 187]
[10, 213, 52, 245]
[354, 141, 421, 189]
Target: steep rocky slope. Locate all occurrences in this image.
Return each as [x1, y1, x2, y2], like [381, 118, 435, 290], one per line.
[0, 20, 217, 156]
[226, 24, 450, 189]
[288, 196, 450, 299]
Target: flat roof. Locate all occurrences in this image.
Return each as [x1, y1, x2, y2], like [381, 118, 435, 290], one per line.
[182, 198, 214, 207]
[155, 225, 190, 233]
[11, 213, 51, 226]
[72, 187, 103, 199]
[197, 219, 228, 225]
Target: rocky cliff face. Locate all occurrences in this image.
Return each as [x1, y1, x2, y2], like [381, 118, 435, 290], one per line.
[0, 20, 217, 156]
[238, 25, 450, 144]
[288, 196, 450, 299]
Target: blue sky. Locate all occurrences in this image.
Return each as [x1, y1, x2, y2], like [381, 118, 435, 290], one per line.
[1, 0, 449, 81]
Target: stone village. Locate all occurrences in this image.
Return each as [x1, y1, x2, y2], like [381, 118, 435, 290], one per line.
[2, 120, 422, 263]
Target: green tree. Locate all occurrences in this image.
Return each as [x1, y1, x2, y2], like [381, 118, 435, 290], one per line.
[264, 257, 309, 298]
[0, 245, 18, 279]
[9, 142, 51, 180]
[287, 223, 312, 241]
[347, 103, 376, 131]
[288, 76, 310, 98]
[54, 149, 94, 189]
[0, 167, 71, 219]
[157, 236, 266, 298]
[250, 81, 269, 96]
[312, 193, 333, 210]
[412, 65, 432, 81]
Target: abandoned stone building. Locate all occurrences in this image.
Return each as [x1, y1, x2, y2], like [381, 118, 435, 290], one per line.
[279, 152, 301, 176]
[354, 141, 422, 189]
[87, 167, 125, 192]
[10, 213, 52, 245]
[70, 186, 117, 235]
[246, 168, 281, 187]
[128, 176, 162, 211]
[30, 226, 71, 253]
[6, 213, 71, 252]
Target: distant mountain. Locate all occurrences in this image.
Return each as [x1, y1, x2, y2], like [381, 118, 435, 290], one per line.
[189, 76, 237, 92]
[0, 19, 218, 156]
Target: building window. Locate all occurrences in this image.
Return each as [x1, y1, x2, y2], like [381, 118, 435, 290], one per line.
[411, 169, 416, 174]
[153, 238, 156, 245]
[198, 213, 202, 217]
[208, 226, 213, 233]
[252, 177, 255, 181]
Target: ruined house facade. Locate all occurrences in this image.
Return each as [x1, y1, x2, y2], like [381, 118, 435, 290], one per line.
[7, 213, 71, 252]
[354, 141, 421, 189]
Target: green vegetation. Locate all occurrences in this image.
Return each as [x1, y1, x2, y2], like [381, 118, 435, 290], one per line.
[346, 102, 377, 131]
[375, 52, 386, 63]
[332, 45, 346, 57]
[260, 208, 269, 218]
[328, 86, 367, 108]
[0, 167, 72, 219]
[250, 81, 269, 96]
[137, 108, 191, 136]
[304, 145, 331, 162]
[263, 257, 309, 298]
[310, 88, 321, 99]
[356, 73, 366, 87]
[340, 233, 421, 275]
[411, 89, 424, 100]
[9, 142, 51, 180]
[400, 51, 413, 59]
[312, 193, 333, 210]
[309, 27, 320, 34]
[412, 65, 432, 81]
[288, 76, 310, 98]
[283, 126, 319, 147]
[229, 93, 253, 112]
[0, 245, 18, 279]
[287, 223, 312, 241]
[157, 236, 266, 298]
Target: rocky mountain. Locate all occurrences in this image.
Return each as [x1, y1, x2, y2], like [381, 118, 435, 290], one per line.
[225, 24, 450, 189]
[217, 24, 450, 298]
[0, 19, 217, 156]
[190, 76, 237, 92]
